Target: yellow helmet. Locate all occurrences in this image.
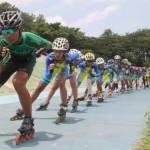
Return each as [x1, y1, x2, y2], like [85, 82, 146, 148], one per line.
[84, 52, 95, 61]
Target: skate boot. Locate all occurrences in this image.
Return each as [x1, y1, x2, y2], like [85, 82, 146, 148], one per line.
[86, 94, 92, 107]
[71, 100, 78, 113]
[130, 87, 133, 92]
[15, 117, 35, 145]
[108, 89, 112, 97]
[92, 92, 98, 98]
[114, 83, 118, 90]
[10, 109, 24, 121]
[77, 96, 85, 101]
[67, 95, 72, 103]
[36, 103, 49, 111]
[55, 105, 67, 124]
[145, 85, 149, 88]
[127, 86, 132, 93]
[126, 87, 130, 92]
[120, 88, 125, 94]
[97, 91, 104, 103]
[115, 88, 119, 93]
[114, 83, 119, 93]
[86, 100, 92, 107]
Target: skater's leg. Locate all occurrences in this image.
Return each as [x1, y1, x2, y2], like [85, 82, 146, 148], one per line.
[12, 71, 32, 117]
[60, 75, 68, 105]
[86, 78, 92, 106]
[69, 72, 79, 112]
[69, 72, 78, 100]
[36, 80, 59, 111]
[31, 82, 47, 103]
[108, 83, 113, 96]
[55, 76, 67, 123]
[41, 80, 60, 105]
[96, 80, 104, 102]
[120, 80, 125, 92]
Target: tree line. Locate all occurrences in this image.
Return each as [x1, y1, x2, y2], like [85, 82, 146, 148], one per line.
[0, 2, 150, 66]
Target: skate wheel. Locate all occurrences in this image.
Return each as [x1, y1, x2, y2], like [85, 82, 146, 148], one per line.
[36, 108, 47, 111]
[71, 109, 77, 113]
[55, 116, 64, 124]
[10, 116, 24, 121]
[24, 134, 31, 140]
[29, 130, 35, 139]
[86, 101, 92, 107]
[108, 93, 112, 97]
[10, 116, 18, 121]
[15, 129, 35, 145]
[26, 129, 35, 140]
[15, 133, 24, 145]
[97, 98, 104, 103]
[10, 117, 15, 121]
[71, 107, 77, 113]
[55, 117, 61, 124]
[77, 97, 85, 101]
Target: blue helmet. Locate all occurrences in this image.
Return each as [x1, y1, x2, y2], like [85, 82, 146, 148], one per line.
[68, 49, 80, 62]
[107, 59, 114, 64]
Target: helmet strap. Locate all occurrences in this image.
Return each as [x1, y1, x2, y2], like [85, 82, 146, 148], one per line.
[13, 28, 23, 44]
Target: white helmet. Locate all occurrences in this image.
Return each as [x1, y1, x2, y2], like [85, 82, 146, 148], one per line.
[0, 11, 22, 28]
[114, 55, 121, 60]
[52, 37, 69, 51]
[96, 57, 105, 65]
[122, 58, 128, 64]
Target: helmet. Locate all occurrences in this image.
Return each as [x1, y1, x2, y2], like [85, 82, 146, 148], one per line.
[0, 11, 22, 28]
[81, 54, 85, 60]
[70, 49, 82, 57]
[84, 52, 95, 61]
[127, 61, 131, 66]
[96, 57, 105, 65]
[107, 59, 114, 64]
[70, 49, 79, 53]
[114, 55, 121, 60]
[68, 49, 80, 61]
[52, 37, 69, 51]
[122, 58, 128, 64]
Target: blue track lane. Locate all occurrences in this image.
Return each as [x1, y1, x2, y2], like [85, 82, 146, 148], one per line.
[0, 88, 150, 150]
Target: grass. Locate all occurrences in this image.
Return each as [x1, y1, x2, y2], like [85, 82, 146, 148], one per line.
[133, 112, 150, 150]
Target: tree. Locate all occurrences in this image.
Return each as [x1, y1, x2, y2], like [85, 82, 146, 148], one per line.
[0, 2, 19, 13]
[0, 2, 150, 66]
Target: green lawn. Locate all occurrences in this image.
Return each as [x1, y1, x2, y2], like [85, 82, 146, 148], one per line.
[134, 112, 150, 150]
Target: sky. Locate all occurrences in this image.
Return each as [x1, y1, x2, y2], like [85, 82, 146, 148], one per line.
[1, 0, 150, 37]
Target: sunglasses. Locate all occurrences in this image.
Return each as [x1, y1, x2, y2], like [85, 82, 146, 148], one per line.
[1, 28, 17, 36]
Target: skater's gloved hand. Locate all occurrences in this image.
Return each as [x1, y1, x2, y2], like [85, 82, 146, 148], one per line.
[49, 63, 56, 70]
[36, 48, 46, 57]
[1, 47, 9, 56]
[90, 72, 97, 77]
